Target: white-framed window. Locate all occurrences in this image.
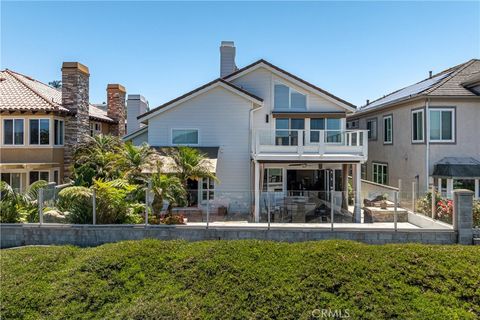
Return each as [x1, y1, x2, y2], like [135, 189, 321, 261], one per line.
[429, 108, 455, 142]
[309, 118, 342, 143]
[263, 168, 284, 192]
[1, 172, 22, 190]
[172, 129, 199, 145]
[366, 118, 377, 140]
[29, 171, 49, 184]
[90, 122, 102, 136]
[29, 119, 50, 145]
[200, 177, 215, 201]
[53, 170, 59, 184]
[2, 118, 24, 145]
[412, 109, 424, 143]
[274, 83, 306, 110]
[347, 120, 359, 129]
[383, 115, 393, 144]
[54, 119, 64, 146]
[372, 163, 388, 185]
[275, 118, 304, 146]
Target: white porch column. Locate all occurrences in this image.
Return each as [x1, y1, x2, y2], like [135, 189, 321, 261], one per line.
[437, 178, 442, 195]
[254, 160, 260, 223]
[353, 163, 361, 223]
[447, 178, 454, 198]
[475, 179, 479, 200]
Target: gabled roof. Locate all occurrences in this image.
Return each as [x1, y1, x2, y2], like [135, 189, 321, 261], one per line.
[138, 78, 263, 122]
[357, 59, 480, 113]
[0, 69, 116, 123]
[123, 126, 148, 141]
[223, 59, 356, 111]
[0, 69, 69, 113]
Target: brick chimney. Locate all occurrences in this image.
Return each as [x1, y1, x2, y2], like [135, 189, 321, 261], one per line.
[107, 84, 126, 136]
[220, 41, 237, 77]
[61, 62, 90, 178]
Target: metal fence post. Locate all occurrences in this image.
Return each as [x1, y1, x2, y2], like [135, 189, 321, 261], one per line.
[145, 180, 151, 226]
[92, 188, 96, 225]
[394, 191, 398, 232]
[38, 188, 44, 225]
[330, 191, 335, 231]
[206, 190, 210, 229]
[412, 181, 416, 213]
[267, 192, 271, 230]
[431, 185, 436, 219]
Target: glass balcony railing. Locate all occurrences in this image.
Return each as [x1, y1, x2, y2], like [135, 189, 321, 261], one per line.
[254, 129, 368, 157]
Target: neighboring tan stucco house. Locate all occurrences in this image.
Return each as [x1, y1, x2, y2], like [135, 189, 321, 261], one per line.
[347, 59, 480, 201]
[0, 62, 127, 189]
[126, 41, 368, 223]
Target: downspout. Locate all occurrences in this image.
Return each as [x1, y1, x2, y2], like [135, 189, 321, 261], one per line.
[249, 103, 263, 155]
[425, 97, 430, 194]
[249, 103, 263, 222]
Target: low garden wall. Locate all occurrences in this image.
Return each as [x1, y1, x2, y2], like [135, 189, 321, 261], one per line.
[0, 224, 458, 248]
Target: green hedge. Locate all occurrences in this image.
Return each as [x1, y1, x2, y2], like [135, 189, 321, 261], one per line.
[1, 240, 479, 319]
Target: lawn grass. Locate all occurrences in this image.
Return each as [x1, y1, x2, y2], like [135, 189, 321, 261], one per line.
[1, 240, 479, 319]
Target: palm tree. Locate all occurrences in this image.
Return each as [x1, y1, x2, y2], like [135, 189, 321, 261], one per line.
[48, 80, 62, 88]
[166, 146, 217, 205]
[72, 134, 123, 185]
[150, 166, 187, 219]
[0, 181, 23, 222]
[119, 142, 157, 185]
[0, 180, 48, 222]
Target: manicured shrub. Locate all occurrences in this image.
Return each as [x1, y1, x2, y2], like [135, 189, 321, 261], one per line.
[1, 240, 479, 319]
[57, 186, 93, 224]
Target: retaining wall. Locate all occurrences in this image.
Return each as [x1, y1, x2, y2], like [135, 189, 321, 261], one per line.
[0, 224, 458, 248]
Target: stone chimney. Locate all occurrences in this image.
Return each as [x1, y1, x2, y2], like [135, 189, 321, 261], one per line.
[61, 62, 90, 178]
[126, 94, 149, 134]
[220, 41, 237, 77]
[107, 84, 126, 136]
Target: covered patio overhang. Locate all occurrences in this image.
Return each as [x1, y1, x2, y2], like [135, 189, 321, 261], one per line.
[142, 147, 219, 174]
[252, 159, 363, 223]
[432, 157, 480, 199]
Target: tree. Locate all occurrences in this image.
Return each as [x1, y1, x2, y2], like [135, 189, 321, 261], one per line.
[48, 80, 62, 88]
[166, 146, 218, 206]
[0, 180, 48, 223]
[72, 134, 124, 185]
[150, 164, 187, 217]
[119, 142, 157, 185]
[167, 146, 217, 186]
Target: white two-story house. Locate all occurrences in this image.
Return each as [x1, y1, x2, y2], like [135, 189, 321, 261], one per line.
[125, 42, 368, 223]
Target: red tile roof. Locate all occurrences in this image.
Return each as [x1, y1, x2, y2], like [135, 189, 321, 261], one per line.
[0, 69, 115, 123]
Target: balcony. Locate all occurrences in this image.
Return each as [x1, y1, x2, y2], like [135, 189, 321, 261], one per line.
[253, 129, 368, 161]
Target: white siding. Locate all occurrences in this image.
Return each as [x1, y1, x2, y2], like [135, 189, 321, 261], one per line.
[231, 67, 273, 132]
[131, 130, 148, 145]
[231, 67, 347, 134]
[147, 87, 252, 192]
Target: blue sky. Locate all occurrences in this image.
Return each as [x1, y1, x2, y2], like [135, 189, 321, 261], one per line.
[1, 1, 479, 107]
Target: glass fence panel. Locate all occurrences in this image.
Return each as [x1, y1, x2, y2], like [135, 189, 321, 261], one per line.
[38, 184, 94, 224]
[201, 191, 254, 224]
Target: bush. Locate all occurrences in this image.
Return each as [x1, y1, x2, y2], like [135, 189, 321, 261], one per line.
[93, 179, 141, 224]
[474, 200, 480, 227]
[1, 240, 480, 319]
[160, 213, 185, 225]
[0, 181, 22, 223]
[58, 186, 93, 224]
